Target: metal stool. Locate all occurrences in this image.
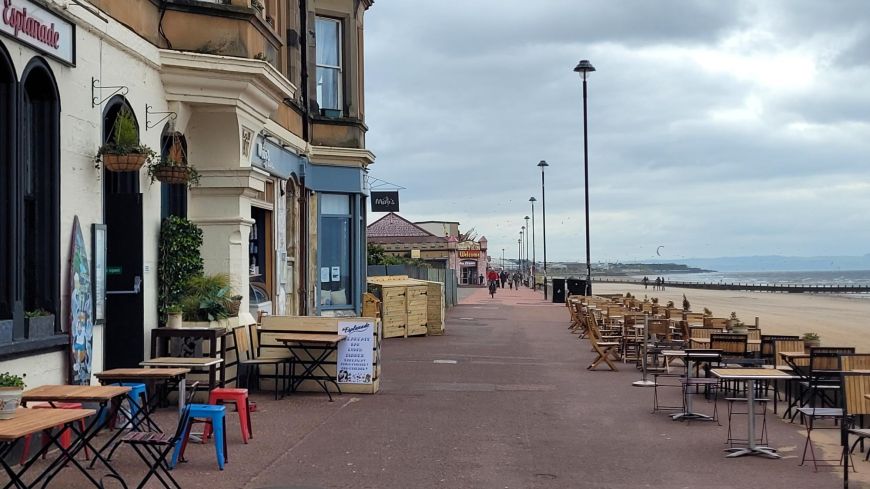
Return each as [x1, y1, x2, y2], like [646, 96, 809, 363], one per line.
[726, 397, 769, 447]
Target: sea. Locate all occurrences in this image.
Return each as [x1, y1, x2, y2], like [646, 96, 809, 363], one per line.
[631, 270, 870, 287]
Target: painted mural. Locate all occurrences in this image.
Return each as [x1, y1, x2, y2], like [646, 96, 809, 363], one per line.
[69, 217, 94, 385]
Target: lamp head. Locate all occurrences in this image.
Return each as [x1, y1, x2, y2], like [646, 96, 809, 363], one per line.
[537, 160, 549, 168]
[529, 197, 537, 203]
[524, 216, 530, 221]
[574, 59, 596, 81]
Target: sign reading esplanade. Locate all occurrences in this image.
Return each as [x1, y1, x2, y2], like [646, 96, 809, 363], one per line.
[1, 0, 75, 65]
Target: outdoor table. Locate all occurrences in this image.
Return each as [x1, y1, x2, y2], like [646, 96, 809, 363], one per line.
[273, 333, 346, 402]
[20, 385, 131, 487]
[140, 356, 224, 392]
[711, 368, 796, 459]
[661, 350, 722, 421]
[150, 327, 228, 388]
[96, 367, 190, 413]
[0, 407, 100, 489]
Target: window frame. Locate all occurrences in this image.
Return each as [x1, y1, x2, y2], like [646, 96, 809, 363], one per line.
[318, 193, 354, 311]
[315, 16, 343, 113]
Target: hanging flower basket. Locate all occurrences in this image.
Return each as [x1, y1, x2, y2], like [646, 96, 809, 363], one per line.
[154, 166, 192, 184]
[102, 152, 149, 172]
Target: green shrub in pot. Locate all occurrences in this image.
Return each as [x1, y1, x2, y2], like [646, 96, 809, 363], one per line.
[0, 372, 26, 420]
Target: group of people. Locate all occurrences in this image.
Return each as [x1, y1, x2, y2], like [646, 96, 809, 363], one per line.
[641, 276, 666, 290]
[486, 268, 524, 290]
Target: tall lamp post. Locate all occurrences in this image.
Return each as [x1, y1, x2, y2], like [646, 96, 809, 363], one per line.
[538, 160, 549, 299]
[529, 197, 537, 290]
[574, 59, 595, 295]
[517, 237, 521, 272]
[524, 216, 530, 283]
[519, 228, 525, 273]
[501, 248, 505, 270]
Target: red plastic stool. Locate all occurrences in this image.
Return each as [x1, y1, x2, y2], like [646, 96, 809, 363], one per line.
[203, 388, 252, 444]
[20, 402, 91, 465]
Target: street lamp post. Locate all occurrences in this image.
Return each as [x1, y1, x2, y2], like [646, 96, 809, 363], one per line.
[524, 215, 530, 284]
[517, 237, 521, 273]
[538, 160, 549, 299]
[502, 248, 505, 271]
[574, 59, 595, 296]
[529, 197, 537, 290]
[519, 228, 524, 273]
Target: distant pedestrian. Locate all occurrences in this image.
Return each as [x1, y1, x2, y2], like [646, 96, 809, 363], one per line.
[512, 272, 520, 289]
[661, 277, 666, 291]
[654, 277, 661, 290]
[500, 270, 508, 288]
[642, 276, 649, 289]
[479, 273, 484, 285]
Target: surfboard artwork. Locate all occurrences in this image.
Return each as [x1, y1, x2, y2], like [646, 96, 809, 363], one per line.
[69, 216, 94, 385]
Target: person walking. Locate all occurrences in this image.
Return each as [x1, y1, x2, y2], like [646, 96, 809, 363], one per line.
[512, 272, 521, 290]
[642, 276, 649, 289]
[654, 277, 661, 290]
[500, 270, 508, 288]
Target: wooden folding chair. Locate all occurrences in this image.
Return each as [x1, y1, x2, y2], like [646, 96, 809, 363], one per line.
[585, 314, 619, 371]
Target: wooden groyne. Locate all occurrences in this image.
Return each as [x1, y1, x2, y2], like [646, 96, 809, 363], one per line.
[595, 278, 870, 294]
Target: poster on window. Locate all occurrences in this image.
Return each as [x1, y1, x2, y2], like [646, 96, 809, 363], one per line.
[336, 320, 375, 384]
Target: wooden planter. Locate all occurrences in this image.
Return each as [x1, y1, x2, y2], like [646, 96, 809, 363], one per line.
[103, 153, 147, 172]
[154, 166, 191, 185]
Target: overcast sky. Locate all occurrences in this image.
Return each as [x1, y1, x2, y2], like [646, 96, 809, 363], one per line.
[363, 1, 870, 263]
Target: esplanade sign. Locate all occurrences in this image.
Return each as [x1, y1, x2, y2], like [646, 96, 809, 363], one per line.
[1, 0, 75, 65]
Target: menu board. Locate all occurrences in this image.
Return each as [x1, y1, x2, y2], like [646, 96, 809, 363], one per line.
[336, 320, 375, 384]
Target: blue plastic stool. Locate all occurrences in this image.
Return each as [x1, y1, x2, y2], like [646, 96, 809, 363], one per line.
[172, 404, 227, 470]
[116, 383, 147, 420]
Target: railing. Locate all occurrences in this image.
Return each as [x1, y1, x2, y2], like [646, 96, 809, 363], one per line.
[595, 277, 870, 294]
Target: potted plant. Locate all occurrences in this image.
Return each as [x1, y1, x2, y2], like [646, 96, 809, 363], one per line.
[228, 295, 243, 317]
[703, 307, 712, 317]
[179, 273, 232, 328]
[95, 108, 156, 172]
[25, 309, 55, 338]
[802, 332, 821, 350]
[147, 157, 200, 187]
[682, 294, 690, 312]
[0, 372, 26, 419]
[728, 312, 747, 334]
[166, 304, 183, 329]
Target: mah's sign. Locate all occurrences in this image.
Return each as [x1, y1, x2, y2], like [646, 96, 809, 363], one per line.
[371, 191, 399, 212]
[1, 0, 75, 65]
[458, 249, 480, 259]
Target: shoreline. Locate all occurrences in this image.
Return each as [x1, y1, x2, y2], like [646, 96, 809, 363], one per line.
[591, 282, 870, 352]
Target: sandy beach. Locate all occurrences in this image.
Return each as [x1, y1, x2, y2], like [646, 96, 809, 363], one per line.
[593, 282, 870, 351]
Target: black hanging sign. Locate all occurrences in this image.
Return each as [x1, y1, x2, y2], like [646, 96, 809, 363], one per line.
[371, 191, 400, 212]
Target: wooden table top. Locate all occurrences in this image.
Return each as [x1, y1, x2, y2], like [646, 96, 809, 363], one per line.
[711, 368, 795, 380]
[0, 408, 95, 441]
[22, 385, 130, 403]
[140, 357, 223, 368]
[779, 351, 809, 359]
[691, 338, 761, 344]
[661, 350, 722, 358]
[96, 368, 190, 379]
[273, 333, 347, 346]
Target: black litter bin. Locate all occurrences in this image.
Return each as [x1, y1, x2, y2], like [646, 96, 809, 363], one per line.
[551, 278, 566, 303]
[567, 278, 590, 296]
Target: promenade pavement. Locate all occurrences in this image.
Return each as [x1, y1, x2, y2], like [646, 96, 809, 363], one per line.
[23, 285, 855, 488]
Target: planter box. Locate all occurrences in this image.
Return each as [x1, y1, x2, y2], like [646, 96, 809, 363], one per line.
[181, 319, 229, 330]
[0, 320, 12, 343]
[26, 315, 55, 339]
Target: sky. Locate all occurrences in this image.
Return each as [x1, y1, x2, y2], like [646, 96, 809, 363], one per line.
[363, 1, 870, 263]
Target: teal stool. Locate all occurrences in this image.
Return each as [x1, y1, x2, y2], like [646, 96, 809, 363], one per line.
[172, 404, 227, 470]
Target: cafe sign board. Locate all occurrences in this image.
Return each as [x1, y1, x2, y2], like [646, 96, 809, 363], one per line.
[458, 249, 480, 259]
[336, 320, 375, 384]
[1, 0, 75, 66]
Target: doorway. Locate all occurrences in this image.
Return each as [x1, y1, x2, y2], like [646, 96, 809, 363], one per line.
[102, 97, 145, 369]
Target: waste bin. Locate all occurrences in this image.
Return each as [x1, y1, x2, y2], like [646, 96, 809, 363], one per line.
[551, 278, 566, 303]
[567, 278, 590, 296]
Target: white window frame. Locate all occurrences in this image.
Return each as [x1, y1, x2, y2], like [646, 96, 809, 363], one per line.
[315, 16, 343, 112]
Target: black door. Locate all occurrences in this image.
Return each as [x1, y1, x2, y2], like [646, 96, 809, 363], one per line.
[104, 193, 144, 368]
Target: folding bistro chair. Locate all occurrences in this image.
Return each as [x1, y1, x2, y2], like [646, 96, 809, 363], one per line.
[116, 405, 193, 489]
[232, 325, 293, 400]
[585, 314, 619, 371]
[843, 372, 870, 462]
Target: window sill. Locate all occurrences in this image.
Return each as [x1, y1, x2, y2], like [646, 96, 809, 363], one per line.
[0, 335, 69, 361]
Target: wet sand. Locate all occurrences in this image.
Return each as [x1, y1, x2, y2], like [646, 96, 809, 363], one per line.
[593, 282, 870, 351]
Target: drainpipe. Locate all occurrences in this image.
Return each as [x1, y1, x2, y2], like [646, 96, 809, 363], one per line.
[300, 0, 310, 141]
[298, 0, 311, 315]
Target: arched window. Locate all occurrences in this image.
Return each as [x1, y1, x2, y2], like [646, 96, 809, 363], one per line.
[20, 58, 60, 323]
[0, 44, 15, 324]
[160, 125, 188, 218]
